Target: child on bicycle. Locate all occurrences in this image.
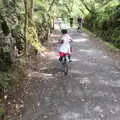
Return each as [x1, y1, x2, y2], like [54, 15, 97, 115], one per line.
[58, 29, 73, 62]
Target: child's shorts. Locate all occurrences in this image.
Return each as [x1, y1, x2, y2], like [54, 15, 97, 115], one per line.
[59, 52, 70, 57]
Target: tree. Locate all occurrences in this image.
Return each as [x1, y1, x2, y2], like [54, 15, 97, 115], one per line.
[24, 0, 28, 54]
[28, 0, 34, 19]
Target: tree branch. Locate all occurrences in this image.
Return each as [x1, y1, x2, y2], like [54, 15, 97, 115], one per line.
[80, 0, 93, 13]
[48, 0, 56, 12]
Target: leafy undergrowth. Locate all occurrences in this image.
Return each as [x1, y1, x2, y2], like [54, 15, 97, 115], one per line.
[104, 41, 120, 52]
[84, 28, 120, 52]
[0, 45, 51, 120]
[0, 60, 25, 120]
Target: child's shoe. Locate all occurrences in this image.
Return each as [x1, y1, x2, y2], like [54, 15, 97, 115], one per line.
[69, 59, 72, 62]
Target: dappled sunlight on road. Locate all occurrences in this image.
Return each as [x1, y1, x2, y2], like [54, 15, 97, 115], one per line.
[102, 55, 108, 59]
[27, 71, 54, 80]
[79, 49, 94, 53]
[71, 58, 80, 62]
[61, 112, 81, 120]
[81, 33, 89, 37]
[79, 49, 103, 56]
[80, 77, 91, 84]
[73, 38, 88, 43]
[70, 69, 82, 74]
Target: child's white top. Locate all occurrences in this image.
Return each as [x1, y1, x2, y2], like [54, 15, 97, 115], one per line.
[59, 34, 72, 54]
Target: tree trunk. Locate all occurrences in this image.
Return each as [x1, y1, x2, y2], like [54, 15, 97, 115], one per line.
[52, 17, 54, 30]
[28, 0, 34, 19]
[24, 0, 28, 55]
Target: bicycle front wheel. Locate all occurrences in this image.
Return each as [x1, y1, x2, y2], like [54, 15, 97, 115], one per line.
[63, 62, 68, 75]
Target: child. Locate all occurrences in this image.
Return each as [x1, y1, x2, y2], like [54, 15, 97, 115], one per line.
[58, 29, 72, 62]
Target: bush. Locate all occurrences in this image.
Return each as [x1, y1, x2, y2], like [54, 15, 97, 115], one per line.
[0, 65, 23, 93]
[84, 4, 120, 49]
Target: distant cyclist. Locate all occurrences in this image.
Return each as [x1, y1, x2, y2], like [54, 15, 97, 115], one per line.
[77, 16, 84, 32]
[70, 17, 73, 27]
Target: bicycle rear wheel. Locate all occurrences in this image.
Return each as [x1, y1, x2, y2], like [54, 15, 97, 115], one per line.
[63, 58, 68, 75]
[64, 63, 68, 75]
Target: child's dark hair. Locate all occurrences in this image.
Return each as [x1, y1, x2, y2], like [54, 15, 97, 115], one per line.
[61, 29, 67, 34]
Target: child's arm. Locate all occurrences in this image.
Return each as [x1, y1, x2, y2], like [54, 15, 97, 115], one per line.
[58, 37, 64, 44]
[68, 35, 73, 42]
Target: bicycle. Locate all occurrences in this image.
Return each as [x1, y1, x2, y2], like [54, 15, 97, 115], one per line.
[59, 54, 69, 75]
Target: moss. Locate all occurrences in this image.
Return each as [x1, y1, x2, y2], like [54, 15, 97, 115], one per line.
[1, 21, 10, 36]
[27, 21, 45, 52]
[0, 106, 5, 116]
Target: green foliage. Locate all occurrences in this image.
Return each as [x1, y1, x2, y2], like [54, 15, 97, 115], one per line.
[0, 2, 3, 9]
[84, 0, 120, 48]
[54, 0, 87, 19]
[0, 106, 5, 116]
[0, 68, 22, 91]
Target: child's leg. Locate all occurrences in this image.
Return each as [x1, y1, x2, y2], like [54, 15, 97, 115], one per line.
[59, 52, 63, 62]
[68, 54, 71, 60]
[59, 56, 63, 62]
[68, 54, 72, 62]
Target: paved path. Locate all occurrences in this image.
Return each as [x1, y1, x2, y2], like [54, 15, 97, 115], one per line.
[23, 27, 120, 120]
